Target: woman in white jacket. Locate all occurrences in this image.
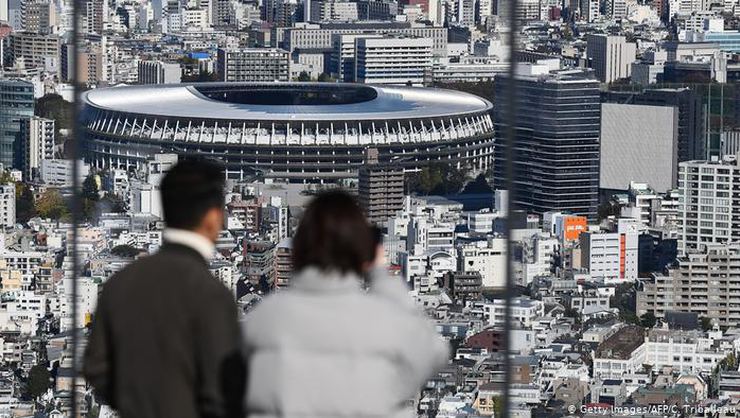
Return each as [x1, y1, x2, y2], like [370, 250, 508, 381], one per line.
[242, 190, 450, 418]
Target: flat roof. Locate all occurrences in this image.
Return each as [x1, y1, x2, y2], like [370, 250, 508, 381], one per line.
[82, 82, 492, 122]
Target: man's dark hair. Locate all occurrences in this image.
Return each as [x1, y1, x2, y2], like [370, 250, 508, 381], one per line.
[292, 190, 374, 276]
[160, 158, 225, 230]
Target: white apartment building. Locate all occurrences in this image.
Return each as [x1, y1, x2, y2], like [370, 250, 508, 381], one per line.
[677, 154, 740, 254]
[2, 292, 47, 319]
[586, 34, 637, 83]
[407, 217, 455, 256]
[355, 36, 433, 85]
[40, 159, 90, 187]
[60, 277, 98, 330]
[181, 7, 209, 29]
[401, 250, 456, 283]
[0, 185, 15, 228]
[467, 210, 497, 234]
[584, 0, 600, 21]
[138, 60, 182, 84]
[606, 0, 627, 18]
[515, 232, 557, 286]
[481, 297, 544, 328]
[579, 219, 639, 283]
[107, 168, 129, 198]
[458, 237, 506, 288]
[20, 116, 54, 181]
[286, 23, 448, 57]
[644, 329, 731, 374]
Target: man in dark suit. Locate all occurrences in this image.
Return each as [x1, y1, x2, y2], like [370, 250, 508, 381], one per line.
[84, 159, 245, 418]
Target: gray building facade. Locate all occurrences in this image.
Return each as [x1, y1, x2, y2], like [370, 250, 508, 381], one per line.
[600, 103, 678, 193]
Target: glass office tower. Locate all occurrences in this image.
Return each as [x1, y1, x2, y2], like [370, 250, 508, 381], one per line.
[0, 80, 35, 169]
[493, 66, 601, 221]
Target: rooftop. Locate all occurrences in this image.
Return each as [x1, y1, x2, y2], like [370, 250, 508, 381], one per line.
[594, 325, 646, 360]
[82, 82, 492, 122]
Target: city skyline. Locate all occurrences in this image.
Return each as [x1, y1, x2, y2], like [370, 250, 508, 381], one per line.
[0, 0, 740, 416]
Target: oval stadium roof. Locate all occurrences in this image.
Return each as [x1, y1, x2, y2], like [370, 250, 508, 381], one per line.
[82, 82, 493, 122]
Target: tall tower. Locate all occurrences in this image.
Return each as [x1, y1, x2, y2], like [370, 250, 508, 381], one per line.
[358, 148, 405, 226]
[493, 63, 601, 221]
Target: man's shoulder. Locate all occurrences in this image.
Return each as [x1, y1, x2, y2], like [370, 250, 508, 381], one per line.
[106, 250, 209, 289]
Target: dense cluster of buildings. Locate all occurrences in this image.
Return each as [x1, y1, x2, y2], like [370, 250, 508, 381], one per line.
[1, 0, 740, 416]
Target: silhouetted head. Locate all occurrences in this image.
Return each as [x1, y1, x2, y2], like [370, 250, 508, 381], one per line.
[292, 190, 374, 276]
[160, 158, 225, 243]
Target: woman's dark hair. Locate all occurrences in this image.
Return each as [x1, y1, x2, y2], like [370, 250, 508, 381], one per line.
[160, 158, 225, 230]
[292, 190, 374, 276]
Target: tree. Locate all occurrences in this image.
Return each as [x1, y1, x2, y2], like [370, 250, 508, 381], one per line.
[35, 94, 73, 141]
[296, 71, 311, 82]
[26, 364, 51, 399]
[461, 173, 493, 194]
[15, 183, 35, 223]
[82, 174, 100, 202]
[406, 163, 470, 196]
[598, 201, 621, 221]
[79, 174, 101, 221]
[317, 73, 335, 82]
[701, 316, 714, 331]
[35, 189, 69, 220]
[640, 312, 657, 328]
[0, 170, 13, 184]
[111, 244, 141, 258]
[492, 396, 504, 418]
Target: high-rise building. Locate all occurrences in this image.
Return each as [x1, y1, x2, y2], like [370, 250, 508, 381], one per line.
[8, 0, 25, 30]
[0, 80, 34, 169]
[605, 0, 627, 18]
[676, 153, 740, 254]
[273, 238, 292, 288]
[20, 116, 54, 181]
[493, 63, 601, 221]
[452, 0, 475, 26]
[602, 88, 705, 162]
[582, 0, 599, 21]
[358, 148, 405, 225]
[76, 41, 105, 86]
[8, 31, 60, 70]
[138, 60, 182, 84]
[213, 0, 236, 27]
[217, 48, 290, 82]
[275, 0, 301, 27]
[355, 36, 433, 85]
[0, 0, 8, 22]
[0, 184, 15, 228]
[587, 34, 637, 83]
[637, 243, 740, 327]
[83, 0, 105, 34]
[24, 0, 55, 34]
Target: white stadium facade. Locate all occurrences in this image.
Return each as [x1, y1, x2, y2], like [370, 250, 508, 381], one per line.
[81, 82, 494, 182]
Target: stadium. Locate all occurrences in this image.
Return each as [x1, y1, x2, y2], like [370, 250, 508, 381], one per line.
[81, 82, 494, 182]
